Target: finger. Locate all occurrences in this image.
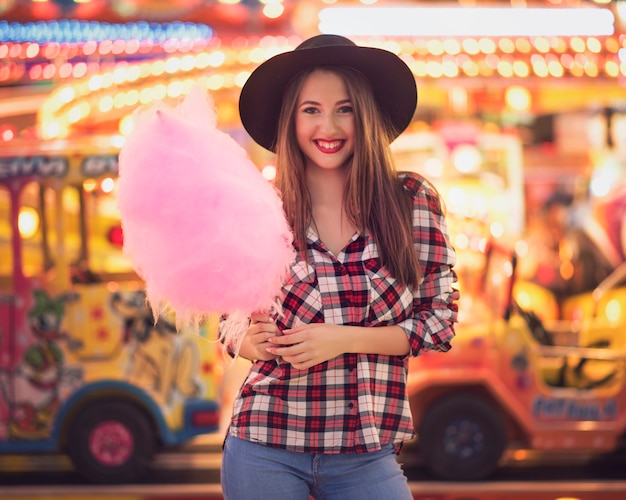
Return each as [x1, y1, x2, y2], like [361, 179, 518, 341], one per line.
[250, 312, 272, 323]
[270, 332, 302, 345]
[250, 321, 278, 335]
[282, 325, 308, 335]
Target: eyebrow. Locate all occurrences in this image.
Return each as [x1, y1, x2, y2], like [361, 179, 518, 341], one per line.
[299, 98, 352, 107]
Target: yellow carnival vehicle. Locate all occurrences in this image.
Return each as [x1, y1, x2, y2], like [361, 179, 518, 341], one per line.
[407, 242, 626, 481]
[0, 137, 222, 483]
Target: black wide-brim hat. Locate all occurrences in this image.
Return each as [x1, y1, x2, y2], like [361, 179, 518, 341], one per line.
[239, 34, 418, 153]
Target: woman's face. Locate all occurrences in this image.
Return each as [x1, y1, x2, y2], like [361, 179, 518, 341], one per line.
[294, 69, 355, 172]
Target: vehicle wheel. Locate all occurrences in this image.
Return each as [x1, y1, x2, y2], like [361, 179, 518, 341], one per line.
[67, 400, 156, 483]
[417, 393, 506, 481]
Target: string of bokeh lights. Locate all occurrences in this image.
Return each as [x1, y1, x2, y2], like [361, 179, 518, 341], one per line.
[1, 19, 625, 141]
[0, 20, 215, 84]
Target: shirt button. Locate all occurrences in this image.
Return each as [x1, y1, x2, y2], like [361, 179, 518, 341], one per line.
[348, 402, 354, 409]
[337, 264, 345, 272]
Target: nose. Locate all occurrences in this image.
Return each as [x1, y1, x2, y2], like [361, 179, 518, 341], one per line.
[318, 112, 339, 134]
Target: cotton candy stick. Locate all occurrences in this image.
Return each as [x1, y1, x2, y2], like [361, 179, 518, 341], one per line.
[116, 85, 295, 353]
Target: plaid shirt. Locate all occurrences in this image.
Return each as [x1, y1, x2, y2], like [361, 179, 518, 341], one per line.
[228, 172, 459, 454]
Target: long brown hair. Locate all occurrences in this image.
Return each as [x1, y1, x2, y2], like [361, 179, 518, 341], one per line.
[274, 66, 422, 288]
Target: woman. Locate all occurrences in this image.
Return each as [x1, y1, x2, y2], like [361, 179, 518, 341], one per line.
[221, 34, 459, 500]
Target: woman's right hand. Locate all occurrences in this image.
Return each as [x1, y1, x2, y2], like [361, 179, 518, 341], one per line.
[240, 312, 281, 362]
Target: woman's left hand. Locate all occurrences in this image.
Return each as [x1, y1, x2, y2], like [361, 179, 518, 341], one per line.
[266, 323, 346, 370]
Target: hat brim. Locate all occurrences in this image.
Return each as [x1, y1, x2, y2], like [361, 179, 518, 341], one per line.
[239, 44, 418, 152]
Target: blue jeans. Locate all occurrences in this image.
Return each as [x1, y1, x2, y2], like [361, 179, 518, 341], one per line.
[221, 434, 413, 500]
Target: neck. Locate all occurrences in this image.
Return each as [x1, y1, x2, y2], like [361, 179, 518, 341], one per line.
[305, 164, 349, 206]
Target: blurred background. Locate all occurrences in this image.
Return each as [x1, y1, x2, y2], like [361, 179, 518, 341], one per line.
[1, 1, 626, 499]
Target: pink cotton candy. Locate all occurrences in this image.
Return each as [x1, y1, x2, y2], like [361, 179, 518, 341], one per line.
[116, 86, 295, 342]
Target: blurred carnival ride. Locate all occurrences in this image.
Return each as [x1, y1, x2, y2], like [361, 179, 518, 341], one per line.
[0, 137, 223, 483]
[391, 116, 626, 481]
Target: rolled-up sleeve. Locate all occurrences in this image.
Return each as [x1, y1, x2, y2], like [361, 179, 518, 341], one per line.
[396, 173, 459, 356]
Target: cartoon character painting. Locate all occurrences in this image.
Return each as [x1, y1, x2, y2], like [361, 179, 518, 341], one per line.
[111, 290, 203, 406]
[2, 289, 83, 439]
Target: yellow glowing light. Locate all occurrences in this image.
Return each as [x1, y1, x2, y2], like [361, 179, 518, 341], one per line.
[584, 63, 599, 77]
[58, 87, 75, 104]
[126, 89, 139, 106]
[505, 86, 531, 111]
[442, 61, 459, 77]
[139, 62, 152, 78]
[571, 37, 586, 52]
[167, 81, 185, 98]
[101, 72, 114, 88]
[424, 158, 445, 178]
[412, 60, 427, 78]
[88, 75, 103, 91]
[532, 61, 549, 77]
[560, 261, 574, 280]
[498, 39, 515, 53]
[207, 51, 225, 67]
[263, 4, 284, 18]
[426, 61, 443, 78]
[119, 114, 134, 137]
[99, 95, 114, 113]
[447, 187, 466, 212]
[246, 49, 264, 66]
[516, 291, 532, 310]
[165, 57, 181, 74]
[18, 207, 39, 239]
[113, 92, 126, 109]
[83, 179, 97, 192]
[453, 233, 469, 250]
[462, 60, 479, 77]
[179, 55, 195, 71]
[462, 39, 480, 55]
[127, 65, 141, 82]
[534, 37, 551, 53]
[112, 65, 128, 84]
[62, 188, 80, 215]
[1, 126, 14, 141]
[451, 144, 482, 174]
[548, 61, 565, 77]
[513, 61, 530, 77]
[427, 40, 444, 55]
[42, 121, 61, 140]
[139, 87, 153, 105]
[515, 38, 532, 53]
[195, 53, 210, 69]
[490, 222, 504, 239]
[587, 37, 602, 53]
[606, 60, 619, 77]
[101, 178, 115, 194]
[67, 105, 82, 123]
[235, 71, 251, 88]
[478, 38, 496, 54]
[153, 84, 167, 101]
[497, 61, 514, 77]
[515, 240, 529, 258]
[261, 165, 277, 181]
[150, 60, 166, 77]
[605, 299, 622, 323]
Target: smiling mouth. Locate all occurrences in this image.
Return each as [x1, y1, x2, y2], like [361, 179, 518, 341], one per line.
[314, 140, 344, 153]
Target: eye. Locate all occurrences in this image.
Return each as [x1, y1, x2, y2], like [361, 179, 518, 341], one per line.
[337, 105, 353, 114]
[301, 106, 319, 114]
